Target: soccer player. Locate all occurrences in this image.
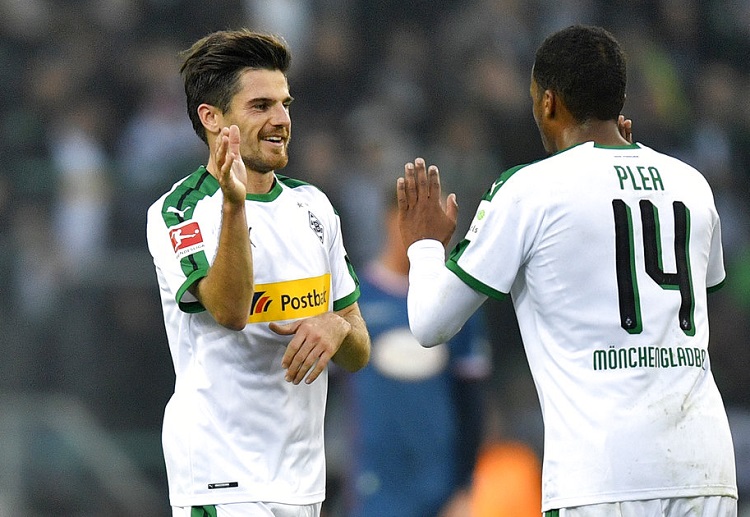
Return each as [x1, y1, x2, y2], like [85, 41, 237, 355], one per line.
[146, 29, 370, 517]
[397, 25, 738, 517]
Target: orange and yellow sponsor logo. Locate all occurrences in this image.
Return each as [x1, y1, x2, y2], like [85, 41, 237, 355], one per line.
[248, 273, 331, 323]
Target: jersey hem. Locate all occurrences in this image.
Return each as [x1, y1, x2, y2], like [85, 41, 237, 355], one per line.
[169, 490, 326, 508]
[542, 484, 738, 511]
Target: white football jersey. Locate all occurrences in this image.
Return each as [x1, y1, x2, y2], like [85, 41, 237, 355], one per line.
[146, 168, 359, 507]
[446, 142, 737, 510]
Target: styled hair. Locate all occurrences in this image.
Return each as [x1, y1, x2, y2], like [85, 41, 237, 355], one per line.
[533, 25, 626, 122]
[180, 29, 291, 144]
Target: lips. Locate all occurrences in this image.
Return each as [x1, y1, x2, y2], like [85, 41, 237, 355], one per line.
[261, 134, 287, 144]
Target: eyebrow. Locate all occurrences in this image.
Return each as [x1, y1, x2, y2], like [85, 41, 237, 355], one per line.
[247, 95, 294, 105]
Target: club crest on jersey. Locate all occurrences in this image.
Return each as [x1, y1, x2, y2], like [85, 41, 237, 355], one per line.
[169, 220, 205, 259]
[309, 211, 324, 243]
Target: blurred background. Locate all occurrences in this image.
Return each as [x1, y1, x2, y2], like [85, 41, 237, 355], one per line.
[0, 0, 748, 515]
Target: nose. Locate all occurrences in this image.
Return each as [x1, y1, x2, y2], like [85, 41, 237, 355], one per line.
[270, 102, 291, 127]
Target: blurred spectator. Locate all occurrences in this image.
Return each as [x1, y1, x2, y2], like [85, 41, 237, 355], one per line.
[345, 191, 491, 517]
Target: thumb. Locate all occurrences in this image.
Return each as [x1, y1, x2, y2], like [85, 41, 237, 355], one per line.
[269, 321, 297, 335]
[445, 193, 458, 224]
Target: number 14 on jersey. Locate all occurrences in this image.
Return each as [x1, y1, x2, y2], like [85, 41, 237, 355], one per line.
[612, 199, 695, 336]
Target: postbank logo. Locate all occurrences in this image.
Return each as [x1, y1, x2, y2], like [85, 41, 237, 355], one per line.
[169, 220, 204, 259]
[248, 273, 331, 323]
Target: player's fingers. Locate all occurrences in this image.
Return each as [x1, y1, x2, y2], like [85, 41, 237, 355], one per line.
[228, 125, 241, 155]
[278, 324, 303, 370]
[618, 115, 633, 143]
[283, 343, 308, 382]
[215, 130, 229, 171]
[396, 177, 408, 212]
[289, 345, 321, 384]
[427, 164, 441, 199]
[303, 354, 330, 384]
[414, 157, 429, 199]
[445, 193, 459, 224]
[403, 161, 417, 207]
[269, 321, 296, 336]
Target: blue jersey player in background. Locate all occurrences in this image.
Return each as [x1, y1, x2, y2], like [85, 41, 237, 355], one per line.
[345, 192, 491, 517]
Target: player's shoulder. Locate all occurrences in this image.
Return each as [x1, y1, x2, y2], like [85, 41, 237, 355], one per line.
[148, 166, 220, 224]
[276, 174, 327, 197]
[158, 167, 219, 209]
[276, 174, 336, 208]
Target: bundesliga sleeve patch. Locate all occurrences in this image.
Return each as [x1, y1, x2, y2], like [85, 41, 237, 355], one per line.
[169, 220, 205, 259]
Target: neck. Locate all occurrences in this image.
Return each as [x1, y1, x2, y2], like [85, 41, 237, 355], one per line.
[244, 171, 276, 195]
[205, 156, 276, 195]
[556, 119, 631, 152]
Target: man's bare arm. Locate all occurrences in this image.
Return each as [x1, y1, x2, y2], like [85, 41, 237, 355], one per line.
[192, 125, 254, 330]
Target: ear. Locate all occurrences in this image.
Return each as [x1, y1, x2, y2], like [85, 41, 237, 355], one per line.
[197, 103, 223, 137]
[543, 89, 557, 119]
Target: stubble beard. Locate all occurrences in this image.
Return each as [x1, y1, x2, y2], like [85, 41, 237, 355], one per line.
[242, 145, 289, 174]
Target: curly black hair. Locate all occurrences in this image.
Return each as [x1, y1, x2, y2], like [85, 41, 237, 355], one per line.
[533, 25, 626, 123]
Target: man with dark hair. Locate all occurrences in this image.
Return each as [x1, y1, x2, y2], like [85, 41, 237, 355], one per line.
[146, 29, 370, 517]
[398, 25, 738, 516]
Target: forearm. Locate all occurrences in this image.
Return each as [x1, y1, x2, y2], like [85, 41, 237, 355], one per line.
[407, 240, 486, 346]
[332, 303, 371, 372]
[194, 202, 253, 329]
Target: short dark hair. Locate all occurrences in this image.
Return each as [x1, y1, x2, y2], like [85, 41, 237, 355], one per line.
[533, 25, 626, 122]
[180, 29, 291, 144]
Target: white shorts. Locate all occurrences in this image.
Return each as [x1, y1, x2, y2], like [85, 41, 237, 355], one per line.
[172, 502, 322, 517]
[544, 496, 737, 517]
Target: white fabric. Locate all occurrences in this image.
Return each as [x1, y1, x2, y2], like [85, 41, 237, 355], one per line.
[406, 239, 486, 346]
[406, 142, 737, 511]
[551, 495, 736, 517]
[172, 501, 322, 517]
[148, 171, 358, 506]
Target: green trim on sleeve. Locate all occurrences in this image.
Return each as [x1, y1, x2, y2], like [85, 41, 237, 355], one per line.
[176, 269, 209, 313]
[334, 285, 360, 311]
[333, 254, 361, 311]
[446, 259, 507, 301]
[707, 278, 726, 293]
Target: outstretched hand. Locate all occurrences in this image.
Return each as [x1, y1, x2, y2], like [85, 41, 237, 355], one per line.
[270, 312, 352, 385]
[215, 125, 248, 203]
[397, 158, 458, 250]
[618, 115, 633, 144]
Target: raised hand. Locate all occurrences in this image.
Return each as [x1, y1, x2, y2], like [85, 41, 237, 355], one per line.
[397, 157, 458, 250]
[215, 125, 248, 203]
[618, 115, 633, 144]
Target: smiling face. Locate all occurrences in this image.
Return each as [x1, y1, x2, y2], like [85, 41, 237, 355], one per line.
[219, 68, 293, 174]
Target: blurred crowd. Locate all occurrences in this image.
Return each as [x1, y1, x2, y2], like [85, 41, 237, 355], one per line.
[0, 0, 748, 515]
